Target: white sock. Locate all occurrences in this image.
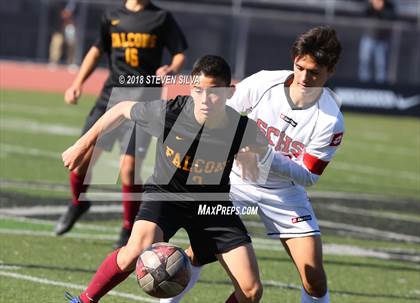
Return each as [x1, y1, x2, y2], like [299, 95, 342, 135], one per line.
[301, 287, 330, 303]
[159, 265, 203, 303]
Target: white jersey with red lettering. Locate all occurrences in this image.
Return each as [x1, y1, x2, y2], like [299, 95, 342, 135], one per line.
[227, 70, 344, 238]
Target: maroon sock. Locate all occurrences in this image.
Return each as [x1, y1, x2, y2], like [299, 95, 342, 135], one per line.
[79, 249, 133, 303]
[225, 292, 239, 303]
[69, 171, 90, 206]
[122, 184, 143, 230]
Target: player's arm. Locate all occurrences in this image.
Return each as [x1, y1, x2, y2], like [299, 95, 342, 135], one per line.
[235, 118, 271, 182]
[262, 148, 322, 186]
[62, 101, 135, 170]
[64, 46, 102, 105]
[65, 9, 110, 105]
[236, 145, 269, 182]
[156, 12, 188, 77]
[156, 52, 185, 77]
[261, 121, 344, 187]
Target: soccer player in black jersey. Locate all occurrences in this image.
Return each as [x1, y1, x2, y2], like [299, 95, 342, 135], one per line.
[55, 0, 188, 248]
[63, 55, 267, 303]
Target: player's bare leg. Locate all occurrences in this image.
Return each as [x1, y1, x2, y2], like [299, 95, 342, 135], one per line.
[281, 236, 329, 302]
[117, 220, 164, 270]
[115, 154, 144, 248]
[70, 220, 163, 303]
[55, 145, 102, 235]
[217, 244, 263, 303]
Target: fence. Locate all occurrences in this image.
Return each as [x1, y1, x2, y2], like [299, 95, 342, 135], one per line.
[0, 0, 419, 85]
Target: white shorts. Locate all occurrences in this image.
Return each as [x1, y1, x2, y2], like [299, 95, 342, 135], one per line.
[229, 173, 320, 239]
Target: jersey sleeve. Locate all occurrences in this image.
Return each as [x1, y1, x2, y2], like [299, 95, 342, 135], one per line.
[162, 13, 188, 55]
[130, 99, 167, 137]
[93, 11, 111, 53]
[226, 75, 259, 113]
[303, 112, 344, 175]
[227, 70, 291, 113]
[262, 113, 344, 187]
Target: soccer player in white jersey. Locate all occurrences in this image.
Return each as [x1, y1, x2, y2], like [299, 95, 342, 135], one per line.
[161, 26, 343, 303]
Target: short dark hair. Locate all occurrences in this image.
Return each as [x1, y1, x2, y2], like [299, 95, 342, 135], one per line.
[191, 55, 231, 86]
[291, 26, 342, 71]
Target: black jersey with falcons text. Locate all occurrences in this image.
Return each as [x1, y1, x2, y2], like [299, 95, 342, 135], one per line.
[130, 96, 268, 195]
[95, 3, 187, 87]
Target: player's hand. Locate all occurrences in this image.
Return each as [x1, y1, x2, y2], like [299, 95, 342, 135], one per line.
[235, 147, 259, 182]
[156, 65, 171, 77]
[64, 85, 82, 105]
[62, 142, 88, 171]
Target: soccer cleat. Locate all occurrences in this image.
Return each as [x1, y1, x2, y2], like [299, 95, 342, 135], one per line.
[64, 292, 83, 303]
[113, 227, 132, 249]
[55, 202, 91, 236]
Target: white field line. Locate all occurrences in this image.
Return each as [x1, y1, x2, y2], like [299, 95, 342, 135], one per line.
[0, 260, 301, 295]
[317, 220, 420, 243]
[0, 265, 22, 270]
[1, 103, 82, 117]
[11, 215, 417, 250]
[0, 205, 125, 216]
[1, 227, 419, 263]
[0, 179, 71, 192]
[1, 178, 411, 204]
[261, 279, 300, 289]
[0, 228, 118, 241]
[344, 141, 414, 157]
[1, 258, 418, 300]
[1, 118, 417, 181]
[332, 161, 418, 181]
[0, 215, 121, 232]
[306, 190, 414, 203]
[243, 219, 420, 244]
[2, 202, 420, 243]
[323, 204, 420, 223]
[2, 143, 416, 184]
[1, 143, 61, 159]
[0, 144, 154, 173]
[0, 271, 158, 303]
[356, 131, 391, 143]
[0, 108, 390, 143]
[2, 199, 419, 226]
[1, 118, 80, 136]
[337, 174, 411, 189]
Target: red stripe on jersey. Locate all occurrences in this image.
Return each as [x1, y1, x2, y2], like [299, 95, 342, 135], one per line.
[303, 153, 329, 175]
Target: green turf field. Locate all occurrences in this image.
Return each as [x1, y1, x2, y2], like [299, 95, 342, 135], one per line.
[1, 90, 418, 197]
[1, 89, 419, 302]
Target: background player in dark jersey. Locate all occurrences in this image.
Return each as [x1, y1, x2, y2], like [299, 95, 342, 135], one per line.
[62, 55, 267, 303]
[55, 0, 188, 248]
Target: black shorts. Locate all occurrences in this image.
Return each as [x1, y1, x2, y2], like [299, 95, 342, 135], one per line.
[136, 194, 251, 265]
[81, 86, 153, 157]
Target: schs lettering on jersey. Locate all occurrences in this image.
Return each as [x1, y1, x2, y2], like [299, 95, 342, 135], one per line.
[256, 119, 305, 158]
[227, 70, 344, 189]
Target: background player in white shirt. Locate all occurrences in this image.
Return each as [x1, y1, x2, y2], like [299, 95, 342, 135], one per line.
[162, 26, 343, 303]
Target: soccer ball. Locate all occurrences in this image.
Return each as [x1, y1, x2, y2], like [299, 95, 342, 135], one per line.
[136, 242, 191, 298]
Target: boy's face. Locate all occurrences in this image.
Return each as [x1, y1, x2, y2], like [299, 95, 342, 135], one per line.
[190, 73, 231, 124]
[292, 54, 333, 93]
